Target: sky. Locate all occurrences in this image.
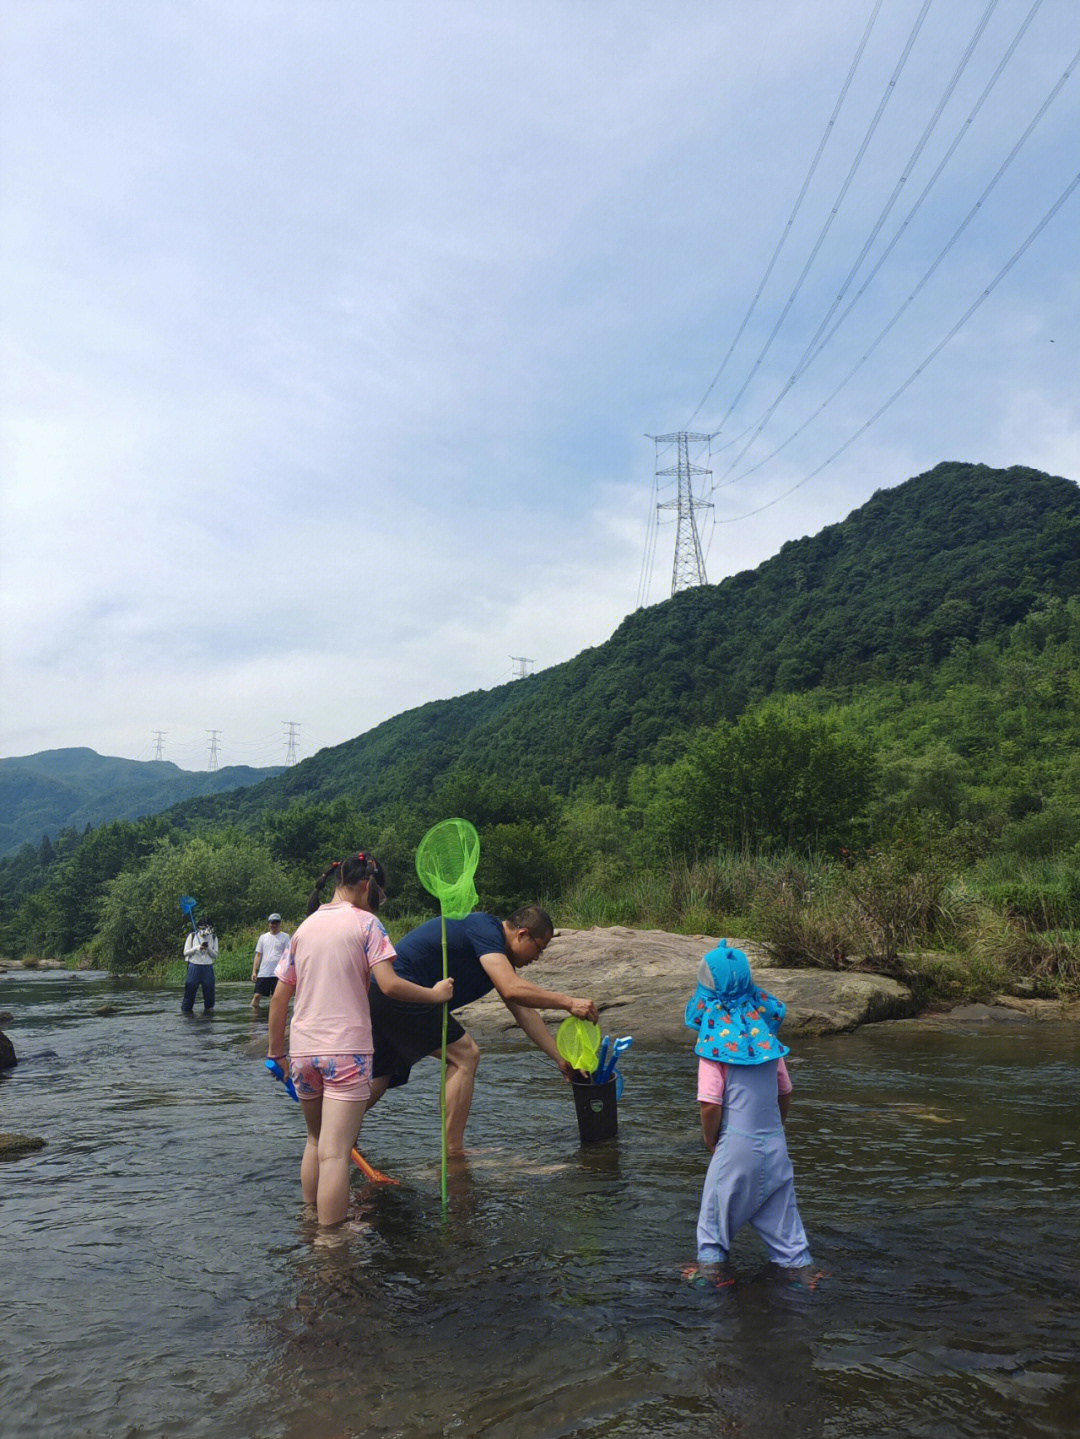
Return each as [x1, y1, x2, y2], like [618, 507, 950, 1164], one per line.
[2, 0, 1077, 769]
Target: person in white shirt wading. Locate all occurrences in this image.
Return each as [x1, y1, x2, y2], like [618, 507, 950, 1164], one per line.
[251, 913, 291, 1014]
[181, 920, 219, 1015]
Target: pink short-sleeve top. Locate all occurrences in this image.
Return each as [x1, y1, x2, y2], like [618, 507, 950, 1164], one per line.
[275, 901, 395, 1056]
[697, 1055, 792, 1105]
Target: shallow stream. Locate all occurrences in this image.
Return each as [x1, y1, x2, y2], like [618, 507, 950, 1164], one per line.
[2, 972, 1078, 1438]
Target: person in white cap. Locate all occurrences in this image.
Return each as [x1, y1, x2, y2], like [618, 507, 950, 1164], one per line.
[251, 913, 290, 1013]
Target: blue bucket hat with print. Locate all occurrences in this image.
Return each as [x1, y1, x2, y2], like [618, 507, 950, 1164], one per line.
[684, 941, 789, 1066]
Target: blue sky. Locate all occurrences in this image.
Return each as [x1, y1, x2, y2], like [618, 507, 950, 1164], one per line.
[2, 0, 1077, 768]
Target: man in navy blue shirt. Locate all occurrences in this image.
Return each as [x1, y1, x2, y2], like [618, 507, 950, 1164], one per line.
[366, 905, 598, 1153]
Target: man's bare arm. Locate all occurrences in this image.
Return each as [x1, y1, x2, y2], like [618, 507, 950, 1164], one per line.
[502, 998, 575, 1078]
[479, 952, 597, 1020]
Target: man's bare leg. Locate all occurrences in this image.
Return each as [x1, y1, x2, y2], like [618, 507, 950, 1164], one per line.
[363, 1074, 391, 1116]
[442, 1034, 480, 1154]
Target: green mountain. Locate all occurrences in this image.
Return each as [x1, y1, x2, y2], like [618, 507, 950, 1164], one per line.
[0, 748, 284, 855]
[178, 460, 1079, 822]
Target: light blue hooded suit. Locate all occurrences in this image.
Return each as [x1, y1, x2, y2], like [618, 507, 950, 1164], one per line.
[686, 944, 813, 1268]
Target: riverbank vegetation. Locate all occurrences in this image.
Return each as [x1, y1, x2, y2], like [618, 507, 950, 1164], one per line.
[2, 594, 1076, 998]
[2, 466, 1076, 1001]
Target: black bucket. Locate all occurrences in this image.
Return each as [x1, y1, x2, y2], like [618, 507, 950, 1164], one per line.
[571, 1077, 618, 1144]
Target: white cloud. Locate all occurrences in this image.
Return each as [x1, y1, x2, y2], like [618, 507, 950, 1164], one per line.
[2, 0, 1077, 763]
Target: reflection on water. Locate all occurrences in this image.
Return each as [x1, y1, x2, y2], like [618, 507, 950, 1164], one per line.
[1, 973, 1078, 1438]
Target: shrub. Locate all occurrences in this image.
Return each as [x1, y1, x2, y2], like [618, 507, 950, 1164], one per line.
[95, 835, 306, 971]
[750, 883, 865, 969]
[841, 848, 952, 962]
[969, 909, 1080, 994]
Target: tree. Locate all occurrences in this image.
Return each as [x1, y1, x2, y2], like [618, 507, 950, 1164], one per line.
[646, 702, 877, 853]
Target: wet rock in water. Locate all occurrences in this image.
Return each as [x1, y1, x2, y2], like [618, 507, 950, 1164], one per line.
[93, 1005, 118, 1017]
[0, 1031, 16, 1070]
[0, 1133, 45, 1159]
[456, 926, 916, 1043]
[0, 1010, 12, 1023]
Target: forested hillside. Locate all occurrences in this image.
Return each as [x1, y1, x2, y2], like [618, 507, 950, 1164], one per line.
[175, 460, 1080, 821]
[0, 749, 283, 855]
[2, 461, 1077, 984]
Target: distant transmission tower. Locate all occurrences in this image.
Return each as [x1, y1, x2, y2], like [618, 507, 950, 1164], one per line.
[649, 431, 714, 595]
[510, 656, 534, 680]
[284, 721, 301, 765]
[206, 729, 221, 771]
[152, 730, 166, 761]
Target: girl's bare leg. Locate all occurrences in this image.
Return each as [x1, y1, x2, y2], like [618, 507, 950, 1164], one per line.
[315, 1099, 365, 1226]
[299, 1097, 322, 1206]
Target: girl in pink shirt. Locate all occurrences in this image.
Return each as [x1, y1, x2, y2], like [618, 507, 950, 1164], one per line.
[268, 850, 453, 1227]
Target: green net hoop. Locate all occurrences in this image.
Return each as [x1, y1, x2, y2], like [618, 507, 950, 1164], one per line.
[415, 818, 481, 919]
[556, 1017, 601, 1074]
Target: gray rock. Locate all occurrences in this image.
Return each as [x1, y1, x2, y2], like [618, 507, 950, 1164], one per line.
[0, 1132, 45, 1159]
[456, 925, 915, 1043]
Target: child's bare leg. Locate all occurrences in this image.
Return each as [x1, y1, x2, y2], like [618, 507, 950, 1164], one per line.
[315, 1099, 365, 1226]
[299, 1097, 322, 1206]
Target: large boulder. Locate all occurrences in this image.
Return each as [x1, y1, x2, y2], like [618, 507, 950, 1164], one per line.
[0, 1030, 16, 1070]
[457, 926, 915, 1043]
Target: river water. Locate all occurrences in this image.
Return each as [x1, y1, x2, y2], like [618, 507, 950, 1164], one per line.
[2, 971, 1078, 1439]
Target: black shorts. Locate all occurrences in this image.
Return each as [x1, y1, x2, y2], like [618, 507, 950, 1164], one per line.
[370, 984, 465, 1088]
[253, 976, 278, 997]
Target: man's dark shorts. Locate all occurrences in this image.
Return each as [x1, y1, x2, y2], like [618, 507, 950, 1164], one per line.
[253, 976, 278, 998]
[370, 984, 466, 1088]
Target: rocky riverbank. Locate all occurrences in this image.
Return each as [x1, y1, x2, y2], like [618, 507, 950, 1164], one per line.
[456, 926, 1078, 1042]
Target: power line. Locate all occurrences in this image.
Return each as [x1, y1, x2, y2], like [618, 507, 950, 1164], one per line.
[636, 465, 661, 608]
[712, 169, 1080, 526]
[707, 33, 1078, 521]
[685, 0, 885, 428]
[717, 0, 1002, 482]
[709, 0, 935, 438]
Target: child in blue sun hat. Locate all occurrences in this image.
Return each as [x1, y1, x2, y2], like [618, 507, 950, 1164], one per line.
[683, 941, 814, 1286]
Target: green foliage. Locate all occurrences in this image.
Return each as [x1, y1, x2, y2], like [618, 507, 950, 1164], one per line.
[969, 909, 1080, 994]
[843, 847, 952, 964]
[133, 462, 1080, 817]
[94, 834, 305, 971]
[1, 464, 1077, 998]
[751, 883, 866, 970]
[639, 700, 876, 853]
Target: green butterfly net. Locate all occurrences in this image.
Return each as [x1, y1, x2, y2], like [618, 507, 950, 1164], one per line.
[416, 818, 480, 919]
[414, 817, 481, 1209]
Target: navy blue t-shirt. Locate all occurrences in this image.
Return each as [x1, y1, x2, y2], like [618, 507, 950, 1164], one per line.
[390, 913, 506, 1010]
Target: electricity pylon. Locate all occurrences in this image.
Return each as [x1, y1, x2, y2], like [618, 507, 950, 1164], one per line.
[510, 656, 534, 680]
[152, 730, 166, 761]
[206, 730, 221, 771]
[284, 721, 301, 765]
[649, 431, 713, 595]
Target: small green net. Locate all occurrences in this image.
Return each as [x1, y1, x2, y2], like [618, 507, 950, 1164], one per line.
[556, 1017, 601, 1074]
[415, 818, 481, 919]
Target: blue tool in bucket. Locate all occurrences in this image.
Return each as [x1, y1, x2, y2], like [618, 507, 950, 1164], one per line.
[595, 1035, 632, 1085]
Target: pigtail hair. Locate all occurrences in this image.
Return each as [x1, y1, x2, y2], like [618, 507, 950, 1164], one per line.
[306, 860, 341, 915]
